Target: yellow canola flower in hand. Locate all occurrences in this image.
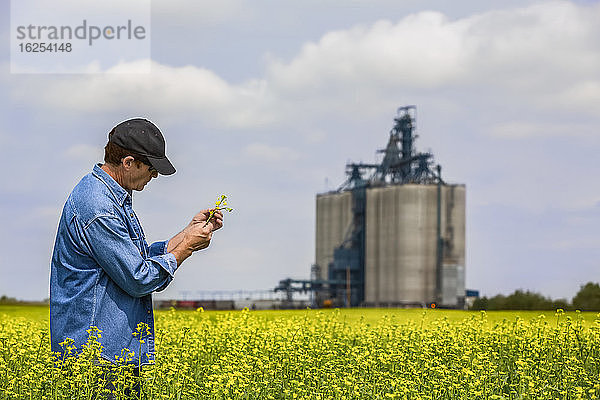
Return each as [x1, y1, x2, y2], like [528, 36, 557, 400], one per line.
[204, 194, 234, 227]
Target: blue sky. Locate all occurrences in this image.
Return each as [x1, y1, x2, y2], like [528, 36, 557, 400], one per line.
[1, 0, 599, 301]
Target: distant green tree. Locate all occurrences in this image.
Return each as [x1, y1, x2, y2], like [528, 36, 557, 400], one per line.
[551, 298, 571, 311]
[470, 296, 488, 310]
[0, 295, 18, 304]
[502, 290, 553, 310]
[487, 294, 507, 310]
[572, 282, 600, 311]
[469, 290, 570, 311]
[469, 294, 506, 310]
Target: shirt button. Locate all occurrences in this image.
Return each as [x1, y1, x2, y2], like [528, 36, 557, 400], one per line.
[147, 310, 151, 314]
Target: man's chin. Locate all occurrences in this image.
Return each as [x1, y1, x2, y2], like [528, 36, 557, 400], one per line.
[134, 180, 151, 191]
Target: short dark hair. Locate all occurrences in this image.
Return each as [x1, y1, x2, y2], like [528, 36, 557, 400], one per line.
[104, 128, 149, 166]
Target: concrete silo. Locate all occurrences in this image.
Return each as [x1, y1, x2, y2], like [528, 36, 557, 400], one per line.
[363, 184, 465, 307]
[314, 191, 353, 283]
[314, 106, 466, 308]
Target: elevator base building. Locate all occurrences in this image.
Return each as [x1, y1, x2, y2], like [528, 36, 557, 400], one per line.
[316, 184, 465, 308]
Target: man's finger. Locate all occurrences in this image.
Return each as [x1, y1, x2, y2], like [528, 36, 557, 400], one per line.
[212, 218, 223, 231]
[200, 210, 211, 218]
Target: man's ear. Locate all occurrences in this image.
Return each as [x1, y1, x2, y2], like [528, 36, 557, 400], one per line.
[121, 156, 135, 170]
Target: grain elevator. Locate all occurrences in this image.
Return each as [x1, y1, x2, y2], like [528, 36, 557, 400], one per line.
[276, 106, 466, 308]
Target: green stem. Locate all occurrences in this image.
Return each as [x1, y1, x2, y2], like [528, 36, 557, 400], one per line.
[203, 207, 226, 227]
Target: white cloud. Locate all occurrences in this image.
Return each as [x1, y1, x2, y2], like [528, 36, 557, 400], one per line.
[9, 1, 600, 126]
[15, 0, 150, 19]
[559, 81, 600, 114]
[152, 0, 249, 25]
[267, 1, 599, 114]
[487, 121, 599, 139]
[11, 60, 275, 129]
[242, 143, 301, 163]
[267, 13, 467, 92]
[304, 129, 327, 144]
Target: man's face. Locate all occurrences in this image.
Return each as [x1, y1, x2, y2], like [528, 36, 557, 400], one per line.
[123, 158, 158, 191]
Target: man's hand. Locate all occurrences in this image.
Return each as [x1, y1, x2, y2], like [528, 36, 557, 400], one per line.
[184, 219, 214, 251]
[169, 221, 212, 264]
[188, 209, 224, 231]
[169, 209, 224, 266]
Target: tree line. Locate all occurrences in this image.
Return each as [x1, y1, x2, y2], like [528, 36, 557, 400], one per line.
[470, 282, 600, 311]
[0, 295, 49, 305]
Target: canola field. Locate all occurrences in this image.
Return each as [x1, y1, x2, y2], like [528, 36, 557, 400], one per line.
[1, 306, 599, 399]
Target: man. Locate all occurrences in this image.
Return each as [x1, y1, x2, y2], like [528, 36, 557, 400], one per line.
[49, 118, 223, 374]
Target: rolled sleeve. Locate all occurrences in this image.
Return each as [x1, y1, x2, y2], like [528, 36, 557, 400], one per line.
[83, 215, 176, 298]
[147, 240, 177, 284]
[154, 252, 177, 292]
[155, 252, 177, 278]
[148, 240, 169, 257]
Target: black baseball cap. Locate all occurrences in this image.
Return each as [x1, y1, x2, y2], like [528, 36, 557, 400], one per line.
[109, 118, 176, 175]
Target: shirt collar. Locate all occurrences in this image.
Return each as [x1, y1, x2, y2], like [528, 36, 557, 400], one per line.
[92, 163, 130, 206]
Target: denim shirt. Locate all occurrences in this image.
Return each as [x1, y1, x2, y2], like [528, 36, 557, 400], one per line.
[50, 164, 178, 365]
